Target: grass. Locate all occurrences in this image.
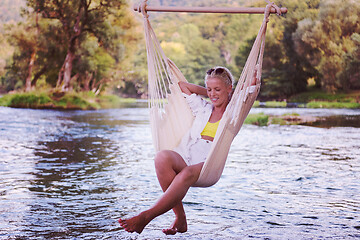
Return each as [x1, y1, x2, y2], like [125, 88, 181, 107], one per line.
[1, 88, 359, 110]
[289, 89, 360, 109]
[251, 90, 360, 109]
[0, 91, 133, 110]
[2, 92, 54, 108]
[263, 101, 287, 108]
[269, 113, 301, 125]
[306, 101, 360, 109]
[97, 94, 138, 108]
[244, 113, 269, 126]
[253, 101, 287, 108]
[244, 112, 319, 126]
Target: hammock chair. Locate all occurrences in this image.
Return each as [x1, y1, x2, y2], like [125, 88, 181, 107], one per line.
[135, 0, 285, 187]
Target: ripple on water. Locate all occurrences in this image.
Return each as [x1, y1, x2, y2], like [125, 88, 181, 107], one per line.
[0, 107, 360, 239]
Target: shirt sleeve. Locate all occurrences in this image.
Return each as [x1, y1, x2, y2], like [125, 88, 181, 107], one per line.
[182, 93, 209, 115]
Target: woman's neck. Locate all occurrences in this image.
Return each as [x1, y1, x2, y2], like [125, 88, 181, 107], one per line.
[212, 100, 229, 113]
[210, 105, 227, 122]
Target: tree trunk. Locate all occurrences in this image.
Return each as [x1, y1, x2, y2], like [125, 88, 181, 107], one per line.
[57, 49, 75, 92]
[56, 8, 83, 92]
[25, 12, 40, 92]
[83, 71, 93, 91]
[31, 65, 47, 87]
[61, 50, 75, 92]
[25, 51, 36, 92]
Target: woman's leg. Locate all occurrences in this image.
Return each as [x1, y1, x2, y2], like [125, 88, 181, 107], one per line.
[119, 157, 203, 234]
[154, 150, 188, 234]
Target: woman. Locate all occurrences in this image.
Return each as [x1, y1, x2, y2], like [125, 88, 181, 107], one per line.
[119, 66, 256, 235]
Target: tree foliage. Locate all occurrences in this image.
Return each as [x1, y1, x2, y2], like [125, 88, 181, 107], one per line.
[2, 0, 141, 94]
[293, 0, 360, 92]
[1, 0, 359, 98]
[147, 0, 359, 98]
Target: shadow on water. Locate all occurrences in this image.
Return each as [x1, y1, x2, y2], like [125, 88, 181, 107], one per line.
[303, 115, 360, 128]
[25, 137, 121, 239]
[31, 137, 115, 194]
[6, 109, 149, 239]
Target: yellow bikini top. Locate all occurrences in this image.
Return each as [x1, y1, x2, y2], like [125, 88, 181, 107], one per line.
[201, 120, 220, 138]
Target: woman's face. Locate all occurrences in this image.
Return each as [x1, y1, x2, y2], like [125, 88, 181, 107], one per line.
[206, 77, 232, 108]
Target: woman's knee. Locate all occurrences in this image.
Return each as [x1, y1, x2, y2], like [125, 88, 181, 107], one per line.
[179, 164, 202, 185]
[155, 150, 186, 171]
[154, 150, 171, 168]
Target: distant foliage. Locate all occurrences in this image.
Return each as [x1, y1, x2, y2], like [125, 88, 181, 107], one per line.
[2, 0, 142, 94]
[142, 0, 359, 98]
[1, 0, 359, 98]
[293, 0, 360, 92]
[0, 0, 25, 23]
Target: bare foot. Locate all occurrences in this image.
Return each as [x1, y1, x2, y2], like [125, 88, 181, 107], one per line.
[162, 216, 187, 235]
[118, 213, 148, 234]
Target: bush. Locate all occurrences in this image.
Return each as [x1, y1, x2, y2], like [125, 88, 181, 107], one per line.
[244, 113, 269, 126]
[0, 91, 139, 110]
[8, 92, 52, 108]
[0, 94, 12, 106]
[53, 93, 99, 110]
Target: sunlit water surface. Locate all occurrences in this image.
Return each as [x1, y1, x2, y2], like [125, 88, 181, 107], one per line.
[0, 106, 359, 239]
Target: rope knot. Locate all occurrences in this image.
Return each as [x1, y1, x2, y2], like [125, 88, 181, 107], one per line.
[138, 0, 149, 19]
[264, 0, 281, 22]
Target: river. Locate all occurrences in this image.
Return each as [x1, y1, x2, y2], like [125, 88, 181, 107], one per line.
[0, 106, 359, 239]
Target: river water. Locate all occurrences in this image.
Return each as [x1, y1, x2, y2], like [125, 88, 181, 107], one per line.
[0, 105, 359, 240]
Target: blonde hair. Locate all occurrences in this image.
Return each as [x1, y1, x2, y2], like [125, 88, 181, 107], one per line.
[205, 66, 234, 88]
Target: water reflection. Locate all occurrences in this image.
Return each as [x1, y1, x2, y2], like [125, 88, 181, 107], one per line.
[306, 115, 360, 128]
[0, 106, 360, 239]
[32, 137, 115, 195]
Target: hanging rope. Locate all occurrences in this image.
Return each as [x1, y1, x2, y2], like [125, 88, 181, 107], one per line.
[136, 0, 285, 187]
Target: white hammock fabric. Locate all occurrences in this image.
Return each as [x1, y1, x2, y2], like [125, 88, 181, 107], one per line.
[140, 2, 279, 187]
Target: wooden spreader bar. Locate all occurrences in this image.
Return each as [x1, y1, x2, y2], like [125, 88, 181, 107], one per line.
[134, 5, 287, 15]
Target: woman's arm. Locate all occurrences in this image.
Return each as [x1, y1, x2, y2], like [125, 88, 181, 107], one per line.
[178, 82, 207, 96]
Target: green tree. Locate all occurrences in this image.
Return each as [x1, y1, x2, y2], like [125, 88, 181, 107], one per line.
[0, 0, 25, 92]
[235, 0, 323, 99]
[177, 23, 222, 83]
[293, 0, 360, 92]
[4, 18, 38, 91]
[259, 0, 320, 98]
[339, 33, 360, 90]
[26, 0, 135, 92]
[5, 11, 67, 92]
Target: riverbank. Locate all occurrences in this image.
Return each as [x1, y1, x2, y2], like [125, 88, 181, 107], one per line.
[287, 89, 360, 109]
[0, 91, 137, 110]
[1, 89, 360, 110]
[245, 113, 319, 127]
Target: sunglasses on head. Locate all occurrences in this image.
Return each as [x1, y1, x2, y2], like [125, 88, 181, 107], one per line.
[207, 68, 225, 75]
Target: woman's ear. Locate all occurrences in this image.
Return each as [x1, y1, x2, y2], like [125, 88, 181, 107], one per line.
[228, 89, 234, 100]
[227, 85, 233, 94]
